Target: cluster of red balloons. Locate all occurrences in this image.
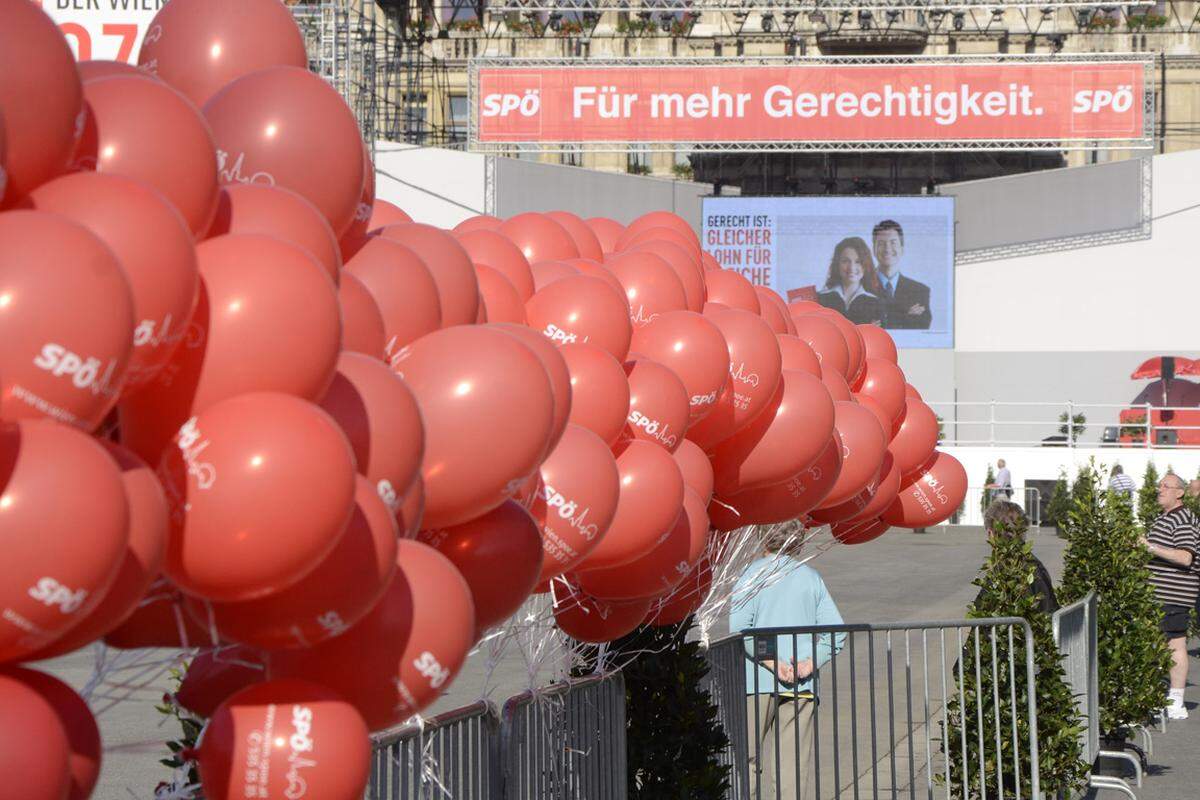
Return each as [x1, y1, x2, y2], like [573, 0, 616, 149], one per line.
[0, 1, 967, 796]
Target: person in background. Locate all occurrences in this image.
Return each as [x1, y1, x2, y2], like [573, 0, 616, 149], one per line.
[816, 237, 882, 325]
[1108, 464, 1136, 499]
[731, 524, 845, 800]
[1141, 472, 1200, 720]
[978, 501, 1058, 614]
[872, 220, 932, 330]
[988, 459, 1013, 502]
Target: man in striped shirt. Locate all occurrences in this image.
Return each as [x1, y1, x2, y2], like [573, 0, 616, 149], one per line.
[1108, 464, 1136, 499]
[1142, 472, 1200, 720]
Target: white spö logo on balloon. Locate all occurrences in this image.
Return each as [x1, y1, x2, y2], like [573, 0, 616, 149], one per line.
[413, 651, 451, 689]
[32, 343, 120, 397]
[177, 417, 217, 490]
[27, 577, 88, 615]
[689, 390, 717, 407]
[377, 479, 400, 512]
[541, 323, 577, 345]
[629, 305, 659, 327]
[216, 149, 276, 187]
[729, 362, 760, 387]
[542, 484, 600, 541]
[284, 704, 318, 800]
[627, 411, 678, 449]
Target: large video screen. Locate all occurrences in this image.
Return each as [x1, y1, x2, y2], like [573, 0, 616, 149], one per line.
[702, 196, 955, 349]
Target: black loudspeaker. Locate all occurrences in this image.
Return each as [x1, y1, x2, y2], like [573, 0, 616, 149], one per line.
[1156, 429, 1178, 446]
[1163, 356, 1176, 382]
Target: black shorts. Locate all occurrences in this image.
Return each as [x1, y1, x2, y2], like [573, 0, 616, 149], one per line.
[1160, 603, 1191, 638]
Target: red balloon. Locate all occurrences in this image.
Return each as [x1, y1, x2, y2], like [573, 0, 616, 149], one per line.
[559, 342, 630, 446]
[362, 198, 408, 230]
[672, 439, 715, 504]
[701, 252, 722, 272]
[320, 352, 424, 515]
[821, 364, 853, 402]
[78, 76, 218, 238]
[189, 476, 398, 649]
[832, 517, 890, 545]
[685, 307, 783, 448]
[777, 334, 822, 378]
[812, 451, 901, 525]
[420, 500, 542, 632]
[0, 420, 129, 662]
[491, 322, 573, 457]
[25, 442, 166, 661]
[621, 357, 689, 454]
[578, 488, 707, 601]
[619, 211, 699, 252]
[0, 668, 72, 800]
[346, 237, 442, 358]
[159, 392, 357, 602]
[563, 259, 628, 308]
[854, 394, 894, 442]
[531, 259, 580, 292]
[204, 66, 363, 237]
[137, 0, 306, 107]
[525, 275, 633, 362]
[883, 452, 968, 528]
[2, 667, 100, 800]
[338, 272, 386, 358]
[788, 300, 823, 316]
[337, 141, 376, 255]
[392, 326, 553, 528]
[196, 679, 370, 800]
[711, 369, 836, 494]
[629, 312, 729, 426]
[585, 217, 625, 254]
[456, 229, 535, 301]
[623, 226, 703, 266]
[453, 214, 502, 234]
[377, 223, 479, 327]
[857, 357, 907, 426]
[819, 401, 888, 509]
[79, 61, 147, 83]
[532, 424, 621, 582]
[645, 556, 713, 626]
[118, 234, 341, 464]
[0, 1, 82, 204]
[792, 314, 851, 378]
[546, 210, 604, 261]
[475, 264, 527, 324]
[553, 584, 652, 643]
[704, 270, 761, 314]
[500, 212, 580, 262]
[208, 184, 341, 281]
[397, 476, 425, 539]
[755, 287, 791, 333]
[858, 323, 899, 364]
[890, 399, 940, 479]
[578, 440, 684, 571]
[626, 240, 705, 312]
[905, 383, 923, 401]
[175, 646, 265, 718]
[103, 579, 213, 649]
[716, 432, 843, 528]
[814, 308, 866, 386]
[269, 540, 475, 729]
[608, 250, 687, 328]
[27, 173, 198, 391]
[0, 211, 135, 430]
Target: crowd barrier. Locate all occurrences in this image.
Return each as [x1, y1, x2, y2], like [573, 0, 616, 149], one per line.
[367, 673, 627, 800]
[706, 617, 1042, 800]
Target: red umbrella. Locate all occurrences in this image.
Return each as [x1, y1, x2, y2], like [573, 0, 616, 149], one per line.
[1131, 356, 1199, 380]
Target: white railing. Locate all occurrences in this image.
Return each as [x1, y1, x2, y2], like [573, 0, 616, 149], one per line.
[925, 401, 1200, 449]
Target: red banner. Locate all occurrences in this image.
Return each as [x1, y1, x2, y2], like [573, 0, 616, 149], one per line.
[474, 59, 1148, 146]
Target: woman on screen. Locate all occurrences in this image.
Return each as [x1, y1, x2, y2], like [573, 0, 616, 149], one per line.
[817, 237, 882, 325]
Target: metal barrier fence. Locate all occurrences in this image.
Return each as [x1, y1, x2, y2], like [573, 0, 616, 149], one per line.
[500, 672, 628, 800]
[1051, 593, 1100, 766]
[368, 701, 501, 800]
[706, 618, 1041, 800]
[926, 401, 1200, 449]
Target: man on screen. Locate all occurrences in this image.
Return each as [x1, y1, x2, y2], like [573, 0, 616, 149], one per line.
[872, 220, 932, 330]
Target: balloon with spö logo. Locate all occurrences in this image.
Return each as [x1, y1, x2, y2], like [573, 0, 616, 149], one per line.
[0, 0, 82, 206]
[345, 237, 443, 357]
[0, 211, 135, 431]
[490, 322, 573, 459]
[811, 451, 901, 526]
[391, 326, 553, 529]
[377, 223, 480, 327]
[558, 343, 630, 447]
[715, 431, 844, 529]
[882, 451, 968, 529]
[525, 275, 633, 362]
[624, 240, 705, 313]
[533, 424, 622, 583]
[338, 141, 376, 255]
[607, 250, 687, 329]
[455, 229, 535, 301]
[186, 476, 398, 651]
[499, 212, 580, 263]
[195, 679, 370, 800]
[0, 668, 72, 800]
[157, 392, 357, 603]
[26, 173, 200, 393]
[703, 270, 761, 315]
[25, 442, 167, 662]
[337, 272, 387, 359]
[137, 0, 308, 109]
[546, 211, 604, 262]
[817, 401, 888, 510]
[268, 541, 475, 730]
[585, 217, 625, 254]
[629, 310, 729, 425]
[645, 555, 713, 627]
[0, 420, 129, 664]
[204, 66, 364, 238]
[79, 75, 220, 239]
[318, 353, 425, 519]
[620, 357, 689, 455]
[418, 499, 543, 634]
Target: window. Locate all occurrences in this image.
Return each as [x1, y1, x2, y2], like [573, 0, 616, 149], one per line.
[627, 145, 651, 174]
[561, 144, 582, 167]
[448, 94, 469, 144]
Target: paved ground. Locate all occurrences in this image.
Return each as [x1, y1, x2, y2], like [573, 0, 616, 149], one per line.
[40, 525, 1200, 798]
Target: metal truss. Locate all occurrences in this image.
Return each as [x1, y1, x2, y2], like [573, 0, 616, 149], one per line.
[468, 54, 1156, 154]
[955, 154, 1152, 263]
[434, 0, 1151, 12]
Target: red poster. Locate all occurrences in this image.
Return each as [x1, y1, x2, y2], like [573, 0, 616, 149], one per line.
[474, 59, 1148, 146]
